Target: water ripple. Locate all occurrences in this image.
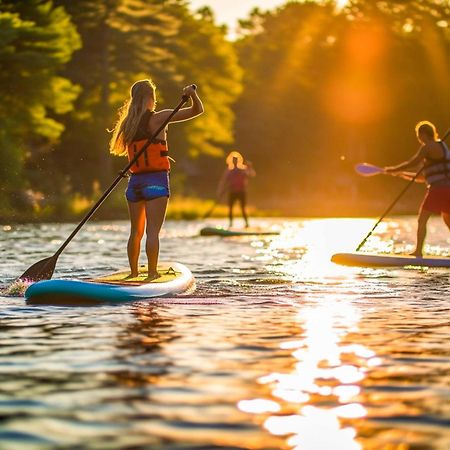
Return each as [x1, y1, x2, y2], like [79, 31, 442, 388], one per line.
[1, 218, 449, 449]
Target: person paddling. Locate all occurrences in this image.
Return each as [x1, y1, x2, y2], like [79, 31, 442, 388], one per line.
[384, 121, 450, 256]
[217, 151, 255, 228]
[109, 80, 203, 280]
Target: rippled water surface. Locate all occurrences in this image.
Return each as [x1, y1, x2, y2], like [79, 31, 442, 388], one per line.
[1, 217, 449, 450]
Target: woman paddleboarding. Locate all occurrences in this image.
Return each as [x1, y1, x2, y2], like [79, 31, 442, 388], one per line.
[109, 80, 203, 280]
[384, 121, 450, 256]
[217, 151, 255, 228]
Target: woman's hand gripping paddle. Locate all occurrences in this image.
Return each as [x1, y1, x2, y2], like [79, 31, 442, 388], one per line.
[19, 86, 197, 283]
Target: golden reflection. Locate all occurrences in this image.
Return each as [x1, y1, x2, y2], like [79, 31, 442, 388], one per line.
[239, 293, 376, 450]
[237, 399, 281, 414]
[264, 407, 361, 450]
[259, 218, 379, 279]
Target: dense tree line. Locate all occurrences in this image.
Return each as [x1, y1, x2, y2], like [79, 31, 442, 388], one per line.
[0, 0, 241, 216]
[234, 0, 450, 214]
[0, 0, 449, 218]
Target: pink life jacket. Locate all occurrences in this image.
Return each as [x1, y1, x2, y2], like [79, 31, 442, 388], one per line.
[227, 168, 247, 193]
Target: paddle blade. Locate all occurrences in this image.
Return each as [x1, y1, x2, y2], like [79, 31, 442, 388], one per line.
[19, 255, 58, 282]
[355, 163, 384, 177]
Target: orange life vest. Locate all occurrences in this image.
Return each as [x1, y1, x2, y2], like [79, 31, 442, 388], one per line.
[127, 138, 170, 174]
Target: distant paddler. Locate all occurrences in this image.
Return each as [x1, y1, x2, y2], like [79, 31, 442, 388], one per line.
[217, 151, 256, 228]
[384, 121, 450, 257]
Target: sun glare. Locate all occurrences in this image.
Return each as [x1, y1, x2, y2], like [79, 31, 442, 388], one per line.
[239, 296, 375, 450]
[335, 0, 349, 10]
[256, 218, 377, 281]
[323, 23, 390, 125]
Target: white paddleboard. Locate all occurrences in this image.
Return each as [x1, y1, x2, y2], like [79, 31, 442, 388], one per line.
[331, 252, 450, 268]
[25, 262, 194, 305]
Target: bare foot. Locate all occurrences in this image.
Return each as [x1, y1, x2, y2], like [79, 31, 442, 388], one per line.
[409, 251, 422, 258]
[145, 272, 160, 282]
[124, 273, 139, 280]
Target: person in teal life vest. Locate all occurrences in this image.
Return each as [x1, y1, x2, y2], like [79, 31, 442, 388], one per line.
[217, 151, 256, 228]
[109, 79, 203, 280]
[384, 121, 450, 256]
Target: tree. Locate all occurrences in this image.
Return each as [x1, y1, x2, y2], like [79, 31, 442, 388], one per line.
[233, 0, 450, 214]
[54, 1, 242, 199]
[54, 0, 180, 191]
[152, 4, 243, 196]
[0, 0, 80, 211]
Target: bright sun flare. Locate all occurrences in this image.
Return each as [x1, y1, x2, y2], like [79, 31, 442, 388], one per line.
[336, 0, 349, 10]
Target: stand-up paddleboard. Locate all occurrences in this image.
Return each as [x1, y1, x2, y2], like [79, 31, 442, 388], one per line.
[200, 226, 280, 237]
[25, 262, 194, 305]
[331, 252, 450, 268]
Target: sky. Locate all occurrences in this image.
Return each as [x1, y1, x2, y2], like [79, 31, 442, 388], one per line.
[188, 0, 287, 38]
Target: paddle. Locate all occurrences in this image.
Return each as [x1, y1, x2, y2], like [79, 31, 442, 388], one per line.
[202, 190, 226, 219]
[202, 199, 219, 219]
[19, 87, 196, 282]
[355, 163, 418, 181]
[354, 163, 385, 177]
[356, 127, 450, 252]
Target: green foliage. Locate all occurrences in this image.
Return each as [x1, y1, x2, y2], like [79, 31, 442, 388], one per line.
[53, 0, 182, 190]
[0, 0, 80, 208]
[53, 0, 242, 196]
[160, 5, 242, 159]
[2, 0, 449, 220]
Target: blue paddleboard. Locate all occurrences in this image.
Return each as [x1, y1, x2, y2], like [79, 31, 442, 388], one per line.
[25, 262, 194, 305]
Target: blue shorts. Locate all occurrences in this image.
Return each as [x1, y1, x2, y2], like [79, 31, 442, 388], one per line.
[125, 171, 170, 203]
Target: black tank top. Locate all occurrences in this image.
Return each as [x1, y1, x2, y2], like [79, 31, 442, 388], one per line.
[132, 110, 166, 143]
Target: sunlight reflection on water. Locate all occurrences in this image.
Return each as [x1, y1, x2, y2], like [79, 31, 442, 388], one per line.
[238, 296, 374, 450]
[0, 217, 449, 449]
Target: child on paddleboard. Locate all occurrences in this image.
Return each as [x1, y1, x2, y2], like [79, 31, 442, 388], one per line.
[109, 79, 203, 280]
[217, 151, 255, 228]
[384, 121, 450, 256]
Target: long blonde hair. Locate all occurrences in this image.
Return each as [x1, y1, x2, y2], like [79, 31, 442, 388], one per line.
[415, 120, 438, 141]
[109, 79, 156, 156]
[226, 151, 246, 170]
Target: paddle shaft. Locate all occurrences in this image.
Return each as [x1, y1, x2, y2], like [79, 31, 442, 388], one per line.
[203, 191, 226, 219]
[53, 95, 191, 259]
[356, 127, 450, 251]
[202, 201, 218, 219]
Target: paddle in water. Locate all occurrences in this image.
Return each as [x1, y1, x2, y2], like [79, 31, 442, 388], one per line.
[19, 87, 196, 283]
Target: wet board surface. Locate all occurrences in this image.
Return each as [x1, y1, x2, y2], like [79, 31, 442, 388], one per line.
[25, 262, 194, 305]
[200, 226, 280, 237]
[331, 252, 450, 268]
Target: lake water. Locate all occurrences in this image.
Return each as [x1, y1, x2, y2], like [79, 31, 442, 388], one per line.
[1, 217, 449, 450]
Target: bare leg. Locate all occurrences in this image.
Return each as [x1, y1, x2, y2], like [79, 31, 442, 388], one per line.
[442, 212, 450, 230]
[411, 209, 433, 257]
[239, 193, 249, 228]
[145, 196, 169, 279]
[127, 200, 146, 276]
[228, 194, 235, 228]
